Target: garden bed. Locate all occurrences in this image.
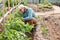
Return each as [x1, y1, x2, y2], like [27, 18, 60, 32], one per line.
[32, 14, 60, 40]
[37, 8, 54, 12]
[0, 8, 34, 40]
[0, 1, 60, 40]
[27, 4, 54, 12]
[43, 14, 60, 40]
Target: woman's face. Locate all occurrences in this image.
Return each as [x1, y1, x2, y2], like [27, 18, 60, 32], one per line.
[20, 7, 25, 13]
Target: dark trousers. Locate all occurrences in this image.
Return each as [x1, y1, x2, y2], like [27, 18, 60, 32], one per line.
[24, 18, 37, 25]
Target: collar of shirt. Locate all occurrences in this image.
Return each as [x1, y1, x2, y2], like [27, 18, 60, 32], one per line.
[23, 8, 28, 14]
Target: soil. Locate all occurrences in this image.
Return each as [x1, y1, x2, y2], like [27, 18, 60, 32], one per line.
[32, 14, 60, 40]
[43, 14, 60, 40]
[52, 3, 60, 7]
[25, 5, 60, 40]
[36, 8, 54, 12]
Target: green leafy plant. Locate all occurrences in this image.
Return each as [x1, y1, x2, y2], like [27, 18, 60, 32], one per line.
[21, 2, 27, 6]
[42, 0, 49, 4]
[38, 0, 52, 9]
[0, 28, 31, 40]
[41, 27, 48, 35]
[0, 8, 7, 17]
[39, 16, 48, 35]
[0, 8, 34, 40]
[5, 0, 13, 7]
[5, 0, 18, 7]
[37, 3, 52, 9]
[0, 9, 2, 17]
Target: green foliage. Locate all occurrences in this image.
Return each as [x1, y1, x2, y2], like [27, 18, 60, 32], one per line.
[0, 8, 2, 17]
[5, 0, 13, 7]
[21, 2, 27, 6]
[13, 8, 22, 18]
[0, 29, 31, 40]
[41, 27, 48, 35]
[42, 0, 49, 4]
[38, 3, 52, 9]
[0, 8, 7, 17]
[5, 0, 18, 7]
[0, 8, 34, 40]
[39, 16, 48, 35]
[38, 0, 52, 9]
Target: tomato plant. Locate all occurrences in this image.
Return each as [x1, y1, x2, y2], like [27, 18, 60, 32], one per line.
[0, 8, 34, 40]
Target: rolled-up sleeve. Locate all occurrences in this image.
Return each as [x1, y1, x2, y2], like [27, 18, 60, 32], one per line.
[23, 9, 33, 21]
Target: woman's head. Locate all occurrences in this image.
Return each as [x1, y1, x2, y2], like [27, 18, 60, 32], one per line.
[18, 4, 26, 13]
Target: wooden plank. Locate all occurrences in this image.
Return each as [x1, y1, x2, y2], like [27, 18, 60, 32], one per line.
[8, 0, 10, 10]
[0, 6, 16, 23]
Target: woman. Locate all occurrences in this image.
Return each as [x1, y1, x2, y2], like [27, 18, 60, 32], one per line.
[18, 4, 37, 25]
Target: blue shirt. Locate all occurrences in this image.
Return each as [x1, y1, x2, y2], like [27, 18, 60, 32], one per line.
[22, 8, 37, 21]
